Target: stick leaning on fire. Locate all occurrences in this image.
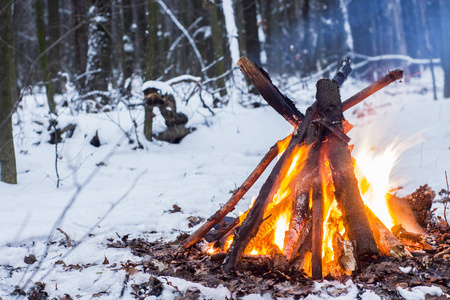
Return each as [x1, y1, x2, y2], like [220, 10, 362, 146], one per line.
[182, 56, 404, 277]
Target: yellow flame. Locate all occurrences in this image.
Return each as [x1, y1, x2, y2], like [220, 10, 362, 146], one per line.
[274, 214, 289, 252]
[353, 136, 419, 230]
[250, 249, 258, 255]
[207, 245, 216, 254]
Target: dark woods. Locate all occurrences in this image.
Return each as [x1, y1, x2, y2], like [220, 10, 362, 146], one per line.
[1, 0, 450, 184]
[5, 0, 450, 96]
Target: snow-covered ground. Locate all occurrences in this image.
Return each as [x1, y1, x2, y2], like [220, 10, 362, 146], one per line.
[1, 68, 449, 299]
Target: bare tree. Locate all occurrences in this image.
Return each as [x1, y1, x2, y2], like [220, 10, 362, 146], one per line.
[0, 0, 18, 184]
[35, 0, 56, 112]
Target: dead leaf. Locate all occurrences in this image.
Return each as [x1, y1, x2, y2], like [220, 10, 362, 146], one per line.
[103, 256, 109, 265]
[92, 291, 108, 298]
[187, 216, 204, 228]
[169, 204, 182, 213]
[24, 254, 37, 265]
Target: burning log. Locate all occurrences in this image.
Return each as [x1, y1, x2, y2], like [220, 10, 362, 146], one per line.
[365, 206, 406, 258]
[318, 79, 379, 261]
[222, 133, 311, 273]
[311, 177, 324, 279]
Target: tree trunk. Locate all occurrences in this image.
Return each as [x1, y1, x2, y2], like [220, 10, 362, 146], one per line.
[134, 0, 147, 73]
[145, 0, 158, 80]
[122, 0, 135, 81]
[144, 0, 159, 142]
[242, 0, 261, 66]
[85, 0, 112, 99]
[35, 0, 56, 113]
[209, 2, 227, 97]
[440, 0, 450, 98]
[71, 0, 89, 91]
[0, 0, 18, 184]
[47, 0, 62, 93]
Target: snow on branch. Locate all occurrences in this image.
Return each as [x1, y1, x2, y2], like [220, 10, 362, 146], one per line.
[166, 17, 203, 62]
[352, 53, 441, 70]
[157, 0, 207, 74]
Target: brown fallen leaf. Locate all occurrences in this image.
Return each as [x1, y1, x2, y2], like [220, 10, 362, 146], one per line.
[24, 254, 37, 265]
[169, 204, 182, 213]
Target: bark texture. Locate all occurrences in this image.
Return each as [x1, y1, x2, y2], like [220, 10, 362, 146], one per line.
[0, 0, 18, 184]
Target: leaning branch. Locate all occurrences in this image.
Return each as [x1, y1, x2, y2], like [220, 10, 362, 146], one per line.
[237, 56, 304, 127]
[182, 135, 291, 249]
[342, 69, 403, 111]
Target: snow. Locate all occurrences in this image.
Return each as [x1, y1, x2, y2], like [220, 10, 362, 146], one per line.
[142, 80, 175, 95]
[397, 285, 443, 300]
[399, 266, 412, 273]
[1, 70, 450, 299]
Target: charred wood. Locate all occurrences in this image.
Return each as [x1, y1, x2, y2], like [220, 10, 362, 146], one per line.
[317, 78, 379, 262]
[237, 56, 304, 127]
[311, 178, 324, 279]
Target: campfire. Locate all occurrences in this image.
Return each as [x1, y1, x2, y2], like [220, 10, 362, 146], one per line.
[182, 57, 432, 279]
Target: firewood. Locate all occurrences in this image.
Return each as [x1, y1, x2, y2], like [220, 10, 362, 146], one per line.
[311, 178, 324, 279]
[333, 233, 357, 273]
[365, 206, 406, 258]
[317, 78, 379, 261]
[284, 124, 322, 260]
[332, 57, 352, 86]
[222, 99, 320, 273]
[284, 191, 310, 260]
[182, 135, 291, 249]
[386, 194, 425, 234]
[341, 69, 403, 111]
[222, 136, 305, 273]
[289, 217, 312, 272]
[237, 56, 304, 127]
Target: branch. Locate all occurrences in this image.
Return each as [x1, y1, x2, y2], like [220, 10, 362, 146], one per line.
[0, 19, 89, 133]
[332, 57, 352, 86]
[237, 56, 304, 127]
[182, 135, 291, 249]
[352, 53, 441, 69]
[342, 69, 403, 111]
[445, 171, 449, 225]
[166, 17, 203, 62]
[157, 0, 207, 73]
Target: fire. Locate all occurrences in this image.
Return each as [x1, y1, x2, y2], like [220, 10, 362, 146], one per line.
[274, 213, 289, 251]
[208, 128, 422, 277]
[353, 136, 421, 230]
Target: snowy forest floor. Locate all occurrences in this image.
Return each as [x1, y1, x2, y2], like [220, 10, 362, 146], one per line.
[1, 69, 450, 299]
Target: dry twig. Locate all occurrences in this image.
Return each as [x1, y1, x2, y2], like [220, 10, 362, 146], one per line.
[445, 171, 449, 225]
[56, 228, 72, 247]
